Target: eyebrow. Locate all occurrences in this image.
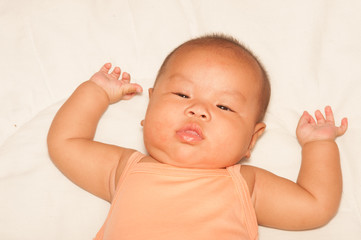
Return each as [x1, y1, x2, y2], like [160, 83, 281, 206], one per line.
[168, 73, 192, 83]
[168, 73, 247, 101]
[219, 89, 247, 102]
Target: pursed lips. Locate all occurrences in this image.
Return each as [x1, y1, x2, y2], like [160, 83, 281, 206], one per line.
[175, 123, 204, 143]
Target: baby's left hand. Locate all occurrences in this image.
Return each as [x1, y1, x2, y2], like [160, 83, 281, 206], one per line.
[296, 106, 348, 146]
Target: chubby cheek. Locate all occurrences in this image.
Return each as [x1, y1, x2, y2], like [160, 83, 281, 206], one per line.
[143, 106, 175, 149]
[214, 124, 252, 162]
[144, 120, 168, 144]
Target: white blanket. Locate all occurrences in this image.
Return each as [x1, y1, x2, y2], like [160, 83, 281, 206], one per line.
[1, 0, 360, 239]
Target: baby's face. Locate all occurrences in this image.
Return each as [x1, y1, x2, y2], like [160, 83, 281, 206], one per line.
[143, 46, 265, 168]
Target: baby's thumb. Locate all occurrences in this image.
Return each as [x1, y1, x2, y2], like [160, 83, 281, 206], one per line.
[337, 117, 348, 137]
[121, 83, 143, 98]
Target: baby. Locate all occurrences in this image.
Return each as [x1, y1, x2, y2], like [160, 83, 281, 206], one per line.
[47, 34, 348, 240]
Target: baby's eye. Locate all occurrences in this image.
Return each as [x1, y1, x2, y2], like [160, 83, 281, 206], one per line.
[173, 92, 189, 99]
[217, 105, 234, 112]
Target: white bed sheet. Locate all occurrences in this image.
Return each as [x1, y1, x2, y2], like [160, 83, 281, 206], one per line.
[1, 0, 360, 239]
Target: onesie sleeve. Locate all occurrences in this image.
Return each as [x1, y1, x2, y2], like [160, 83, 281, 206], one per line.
[107, 151, 145, 201]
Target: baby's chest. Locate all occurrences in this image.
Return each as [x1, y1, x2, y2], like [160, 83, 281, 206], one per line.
[106, 171, 246, 237]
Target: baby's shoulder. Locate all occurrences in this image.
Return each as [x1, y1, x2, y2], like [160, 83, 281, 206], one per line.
[240, 165, 257, 197]
[114, 149, 139, 187]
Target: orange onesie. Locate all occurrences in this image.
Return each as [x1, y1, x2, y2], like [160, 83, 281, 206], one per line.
[94, 151, 258, 240]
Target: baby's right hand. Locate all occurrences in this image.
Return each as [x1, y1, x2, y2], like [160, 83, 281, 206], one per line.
[90, 63, 143, 104]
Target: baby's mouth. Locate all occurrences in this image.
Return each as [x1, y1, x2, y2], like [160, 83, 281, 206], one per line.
[176, 123, 204, 144]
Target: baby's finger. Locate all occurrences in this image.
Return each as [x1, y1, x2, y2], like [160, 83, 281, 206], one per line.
[121, 72, 131, 83]
[315, 110, 325, 124]
[121, 83, 143, 99]
[100, 63, 112, 73]
[110, 66, 121, 80]
[337, 117, 348, 136]
[297, 111, 315, 128]
[324, 106, 335, 123]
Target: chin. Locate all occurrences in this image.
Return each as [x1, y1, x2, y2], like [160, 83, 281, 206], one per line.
[165, 155, 232, 169]
[145, 144, 241, 169]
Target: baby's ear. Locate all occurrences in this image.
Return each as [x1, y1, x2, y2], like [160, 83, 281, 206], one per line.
[148, 88, 154, 98]
[245, 122, 266, 159]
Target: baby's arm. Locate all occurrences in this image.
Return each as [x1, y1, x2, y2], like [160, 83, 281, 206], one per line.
[250, 106, 347, 230]
[47, 63, 142, 202]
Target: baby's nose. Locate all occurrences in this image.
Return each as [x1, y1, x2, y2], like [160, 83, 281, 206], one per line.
[185, 103, 211, 121]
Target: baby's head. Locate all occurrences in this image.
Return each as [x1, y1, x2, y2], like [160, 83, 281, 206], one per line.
[143, 34, 271, 168]
[155, 34, 270, 122]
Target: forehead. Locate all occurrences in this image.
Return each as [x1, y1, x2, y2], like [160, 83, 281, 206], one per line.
[156, 45, 263, 93]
